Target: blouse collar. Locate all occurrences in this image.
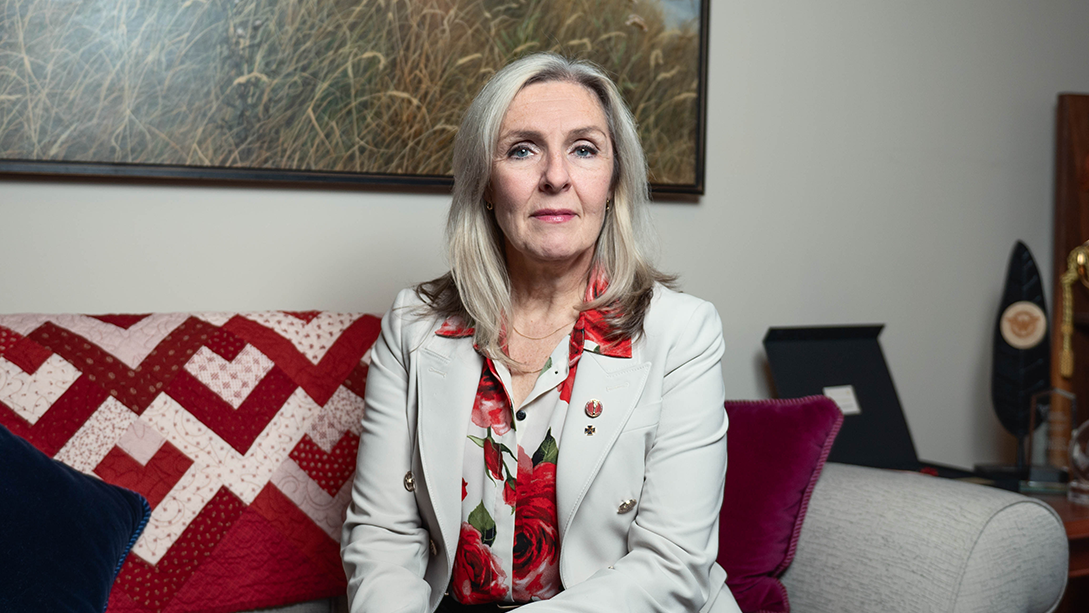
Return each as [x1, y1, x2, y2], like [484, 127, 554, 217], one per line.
[435, 271, 631, 360]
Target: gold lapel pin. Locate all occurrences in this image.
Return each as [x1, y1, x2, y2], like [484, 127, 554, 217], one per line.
[584, 425, 596, 436]
[585, 399, 603, 418]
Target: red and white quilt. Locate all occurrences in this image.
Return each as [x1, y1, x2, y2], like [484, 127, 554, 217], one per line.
[0, 311, 381, 613]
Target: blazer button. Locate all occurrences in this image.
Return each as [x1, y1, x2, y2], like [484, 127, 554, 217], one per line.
[403, 471, 416, 492]
[617, 498, 637, 514]
[429, 539, 439, 557]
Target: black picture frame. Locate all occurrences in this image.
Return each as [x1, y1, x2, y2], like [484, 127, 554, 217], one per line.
[0, 1, 709, 195]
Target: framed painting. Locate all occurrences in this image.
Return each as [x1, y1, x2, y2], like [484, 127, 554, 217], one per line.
[0, 0, 709, 194]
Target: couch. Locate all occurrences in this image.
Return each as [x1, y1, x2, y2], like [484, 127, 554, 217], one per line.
[275, 463, 1069, 613]
[782, 463, 1068, 613]
[0, 311, 1070, 613]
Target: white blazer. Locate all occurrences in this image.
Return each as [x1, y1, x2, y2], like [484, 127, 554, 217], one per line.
[341, 285, 740, 613]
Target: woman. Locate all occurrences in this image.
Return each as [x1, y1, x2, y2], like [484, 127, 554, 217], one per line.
[341, 53, 737, 613]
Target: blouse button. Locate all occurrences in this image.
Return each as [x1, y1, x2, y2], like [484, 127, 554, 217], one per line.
[516, 410, 527, 421]
[403, 471, 415, 492]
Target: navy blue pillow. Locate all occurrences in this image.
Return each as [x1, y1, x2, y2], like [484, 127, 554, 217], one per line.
[0, 424, 150, 613]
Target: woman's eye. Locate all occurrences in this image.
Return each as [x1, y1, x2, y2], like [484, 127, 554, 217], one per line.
[573, 145, 598, 158]
[508, 145, 532, 159]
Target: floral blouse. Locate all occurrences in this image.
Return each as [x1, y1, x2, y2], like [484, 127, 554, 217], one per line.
[436, 278, 632, 605]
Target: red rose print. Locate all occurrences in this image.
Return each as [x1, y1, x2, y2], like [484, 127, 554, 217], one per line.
[579, 307, 631, 357]
[437, 316, 474, 338]
[503, 477, 517, 507]
[484, 436, 504, 482]
[451, 522, 509, 604]
[471, 364, 512, 435]
[557, 300, 630, 405]
[512, 448, 561, 601]
[558, 374, 575, 404]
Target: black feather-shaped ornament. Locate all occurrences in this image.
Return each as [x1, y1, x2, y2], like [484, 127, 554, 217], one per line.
[990, 241, 1050, 463]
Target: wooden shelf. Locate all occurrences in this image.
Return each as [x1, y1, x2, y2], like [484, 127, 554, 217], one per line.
[1049, 95, 1089, 612]
[1052, 94, 1089, 424]
[1033, 494, 1089, 539]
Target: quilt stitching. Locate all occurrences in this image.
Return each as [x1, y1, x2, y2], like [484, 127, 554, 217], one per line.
[0, 311, 381, 613]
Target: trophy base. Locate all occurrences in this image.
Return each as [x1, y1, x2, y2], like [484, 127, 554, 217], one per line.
[973, 464, 1068, 493]
[1069, 480, 1089, 505]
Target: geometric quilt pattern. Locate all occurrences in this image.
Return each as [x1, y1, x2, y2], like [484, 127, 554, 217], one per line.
[0, 311, 380, 613]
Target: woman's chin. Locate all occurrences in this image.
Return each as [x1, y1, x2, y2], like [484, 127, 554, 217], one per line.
[510, 246, 594, 270]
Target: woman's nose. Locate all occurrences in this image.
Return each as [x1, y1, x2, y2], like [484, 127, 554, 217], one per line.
[540, 150, 571, 192]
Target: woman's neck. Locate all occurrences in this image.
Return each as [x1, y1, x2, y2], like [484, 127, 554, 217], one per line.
[504, 252, 592, 406]
[505, 251, 592, 328]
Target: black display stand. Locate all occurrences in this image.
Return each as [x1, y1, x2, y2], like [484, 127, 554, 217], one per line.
[763, 325, 975, 479]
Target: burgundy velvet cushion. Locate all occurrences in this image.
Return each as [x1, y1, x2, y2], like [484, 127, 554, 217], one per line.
[719, 396, 843, 613]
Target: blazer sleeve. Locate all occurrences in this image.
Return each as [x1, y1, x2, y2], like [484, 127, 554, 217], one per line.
[524, 297, 729, 612]
[341, 289, 433, 613]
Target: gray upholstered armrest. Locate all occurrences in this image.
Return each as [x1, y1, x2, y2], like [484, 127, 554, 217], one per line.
[781, 463, 1068, 613]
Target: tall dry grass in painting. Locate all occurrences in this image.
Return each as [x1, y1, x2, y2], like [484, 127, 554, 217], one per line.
[0, 0, 701, 184]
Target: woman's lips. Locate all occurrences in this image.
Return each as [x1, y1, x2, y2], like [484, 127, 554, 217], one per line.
[531, 209, 576, 223]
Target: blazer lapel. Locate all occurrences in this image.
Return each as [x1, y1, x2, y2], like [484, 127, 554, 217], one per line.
[555, 350, 650, 541]
[416, 334, 482, 566]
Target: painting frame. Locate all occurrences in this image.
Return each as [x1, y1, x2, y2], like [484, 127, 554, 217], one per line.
[0, 0, 710, 196]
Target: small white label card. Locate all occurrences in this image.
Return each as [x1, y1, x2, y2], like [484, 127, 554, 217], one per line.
[822, 385, 862, 416]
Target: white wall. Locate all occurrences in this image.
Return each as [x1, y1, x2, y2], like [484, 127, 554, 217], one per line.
[2, 0, 1088, 469]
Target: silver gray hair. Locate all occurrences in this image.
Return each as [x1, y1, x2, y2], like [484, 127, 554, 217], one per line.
[420, 53, 671, 362]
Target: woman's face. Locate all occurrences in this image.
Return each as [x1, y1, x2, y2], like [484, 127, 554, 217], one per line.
[488, 80, 614, 271]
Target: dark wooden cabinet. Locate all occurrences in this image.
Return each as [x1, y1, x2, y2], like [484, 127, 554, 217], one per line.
[1052, 95, 1089, 442]
[1027, 494, 1089, 613]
